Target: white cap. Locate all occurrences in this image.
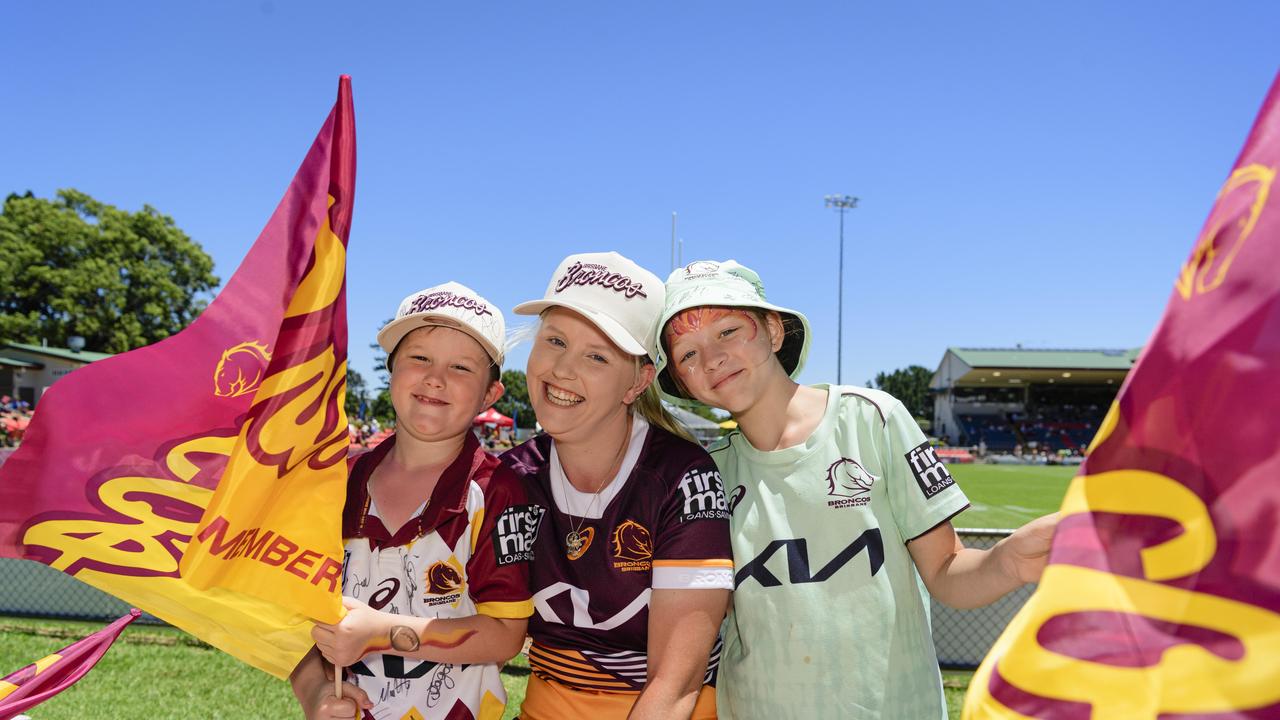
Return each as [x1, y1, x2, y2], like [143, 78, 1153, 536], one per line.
[377, 282, 505, 365]
[513, 251, 664, 360]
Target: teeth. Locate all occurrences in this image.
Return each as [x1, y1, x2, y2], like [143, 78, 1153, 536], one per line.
[545, 384, 584, 407]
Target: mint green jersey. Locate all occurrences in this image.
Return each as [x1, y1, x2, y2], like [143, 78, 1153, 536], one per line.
[711, 386, 969, 719]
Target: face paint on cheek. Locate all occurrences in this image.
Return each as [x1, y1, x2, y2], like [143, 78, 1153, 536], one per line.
[730, 310, 760, 340]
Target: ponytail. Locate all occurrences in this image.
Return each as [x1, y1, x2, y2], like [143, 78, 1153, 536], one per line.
[631, 383, 697, 444]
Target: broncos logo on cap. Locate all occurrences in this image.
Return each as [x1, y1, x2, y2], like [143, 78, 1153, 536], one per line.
[611, 519, 653, 562]
[826, 458, 876, 498]
[213, 341, 272, 398]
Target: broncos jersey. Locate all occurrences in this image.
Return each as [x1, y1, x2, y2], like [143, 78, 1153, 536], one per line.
[712, 386, 970, 720]
[500, 415, 733, 719]
[341, 431, 534, 720]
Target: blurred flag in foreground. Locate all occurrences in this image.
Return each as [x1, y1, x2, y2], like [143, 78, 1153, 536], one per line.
[0, 76, 356, 679]
[0, 609, 140, 720]
[964, 73, 1280, 718]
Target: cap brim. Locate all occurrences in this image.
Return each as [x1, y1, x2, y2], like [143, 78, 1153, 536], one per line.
[514, 299, 649, 357]
[377, 315, 503, 365]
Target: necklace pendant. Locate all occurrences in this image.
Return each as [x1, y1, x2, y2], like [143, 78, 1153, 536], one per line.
[566, 531, 584, 555]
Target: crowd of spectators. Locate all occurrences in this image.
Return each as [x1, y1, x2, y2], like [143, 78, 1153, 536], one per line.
[958, 397, 1109, 457]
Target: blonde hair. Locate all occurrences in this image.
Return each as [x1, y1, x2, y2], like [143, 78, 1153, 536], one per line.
[631, 359, 696, 443]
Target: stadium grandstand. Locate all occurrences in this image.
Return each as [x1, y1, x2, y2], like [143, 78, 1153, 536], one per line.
[930, 347, 1139, 455]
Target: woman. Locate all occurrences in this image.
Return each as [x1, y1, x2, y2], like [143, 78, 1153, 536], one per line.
[654, 260, 1057, 719]
[502, 251, 733, 719]
[291, 282, 533, 720]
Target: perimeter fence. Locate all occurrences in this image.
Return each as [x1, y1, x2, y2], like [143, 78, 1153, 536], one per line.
[0, 529, 1028, 668]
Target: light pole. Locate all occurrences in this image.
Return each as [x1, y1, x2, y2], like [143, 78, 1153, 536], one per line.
[824, 194, 858, 384]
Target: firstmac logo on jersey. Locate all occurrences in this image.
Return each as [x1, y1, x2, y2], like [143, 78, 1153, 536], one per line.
[678, 467, 729, 521]
[493, 504, 545, 565]
[905, 441, 955, 498]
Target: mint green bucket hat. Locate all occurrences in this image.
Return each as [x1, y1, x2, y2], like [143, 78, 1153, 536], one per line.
[655, 260, 811, 403]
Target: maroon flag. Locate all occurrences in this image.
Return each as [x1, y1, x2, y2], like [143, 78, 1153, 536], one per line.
[0, 77, 355, 678]
[965, 74, 1280, 717]
[0, 609, 140, 720]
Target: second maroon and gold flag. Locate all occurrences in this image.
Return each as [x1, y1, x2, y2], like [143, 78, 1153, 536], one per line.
[0, 77, 356, 679]
[964, 73, 1280, 718]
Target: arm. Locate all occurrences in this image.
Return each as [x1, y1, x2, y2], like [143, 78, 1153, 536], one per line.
[288, 646, 372, 719]
[907, 513, 1058, 609]
[628, 588, 730, 720]
[311, 597, 528, 667]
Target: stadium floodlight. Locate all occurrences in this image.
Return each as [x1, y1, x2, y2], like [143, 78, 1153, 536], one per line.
[824, 194, 859, 384]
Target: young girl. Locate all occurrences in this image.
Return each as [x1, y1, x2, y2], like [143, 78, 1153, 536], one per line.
[654, 260, 1057, 719]
[502, 251, 733, 719]
[291, 282, 533, 720]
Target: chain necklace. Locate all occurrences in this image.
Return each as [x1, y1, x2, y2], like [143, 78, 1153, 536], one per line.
[562, 414, 632, 557]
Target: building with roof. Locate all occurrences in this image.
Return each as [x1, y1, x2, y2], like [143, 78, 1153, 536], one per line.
[0, 341, 114, 406]
[930, 347, 1139, 451]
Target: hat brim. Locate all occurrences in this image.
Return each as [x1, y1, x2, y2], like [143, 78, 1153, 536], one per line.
[377, 315, 503, 365]
[514, 299, 651, 358]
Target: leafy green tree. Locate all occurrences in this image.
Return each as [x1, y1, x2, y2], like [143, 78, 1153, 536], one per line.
[495, 369, 534, 428]
[369, 388, 395, 424]
[0, 190, 219, 352]
[872, 365, 934, 420]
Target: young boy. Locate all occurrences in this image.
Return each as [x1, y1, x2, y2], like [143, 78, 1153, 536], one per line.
[291, 282, 535, 720]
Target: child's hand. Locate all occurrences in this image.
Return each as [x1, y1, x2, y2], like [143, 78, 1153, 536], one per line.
[312, 597, 390, 667]
[1000, 513, 1060, 584]
[309, 681, 372, 720]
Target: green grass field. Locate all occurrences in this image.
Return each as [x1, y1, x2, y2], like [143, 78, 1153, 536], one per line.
[0, 463, 1072, 718]
[949, 463, 1076, 528]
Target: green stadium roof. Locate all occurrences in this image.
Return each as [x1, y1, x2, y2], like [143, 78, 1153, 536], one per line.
[0, 356, 43, 369]
[946, 347, 1140, 370]
[2, 341, 114, 364]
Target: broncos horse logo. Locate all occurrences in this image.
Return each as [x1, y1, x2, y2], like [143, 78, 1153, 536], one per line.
[826, 458, 876, 499]
[213, 341, 272, 398]
[611, 519, 653, 562]
[425, 560, 464, 595]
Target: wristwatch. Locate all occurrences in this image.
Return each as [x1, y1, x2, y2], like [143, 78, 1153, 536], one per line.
[389, 625, 420, 653]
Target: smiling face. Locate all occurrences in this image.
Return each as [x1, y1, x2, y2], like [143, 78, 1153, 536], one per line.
[389, 326, 503, 444]
[663, 306, 785, 414]
[526, 308, 654, 445]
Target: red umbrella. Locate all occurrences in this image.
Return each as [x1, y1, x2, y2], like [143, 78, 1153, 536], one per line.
[473, 407, 514, 427]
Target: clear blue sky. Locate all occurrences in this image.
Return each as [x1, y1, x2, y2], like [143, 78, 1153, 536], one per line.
[5, 2, 1278, 389]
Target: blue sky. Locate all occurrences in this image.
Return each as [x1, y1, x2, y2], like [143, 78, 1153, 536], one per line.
[5, 2, 1277, 389]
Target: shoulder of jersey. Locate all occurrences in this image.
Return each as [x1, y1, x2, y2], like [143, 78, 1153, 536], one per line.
[646, 423, 713, 468]
[497, 433, 551, 480]
[468, 450, 510, 491]
[833, 385, 900, 427]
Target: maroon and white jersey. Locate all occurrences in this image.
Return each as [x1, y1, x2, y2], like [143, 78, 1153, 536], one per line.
[341, 431, 534, 720]
[500, 415, 733, 702]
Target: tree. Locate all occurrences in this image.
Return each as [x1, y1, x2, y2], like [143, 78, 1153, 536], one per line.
[345, 367, 370, 420]
[872, 365, 934, 420]
[494, 369, 534, 428]
[0, 190, 219, 352]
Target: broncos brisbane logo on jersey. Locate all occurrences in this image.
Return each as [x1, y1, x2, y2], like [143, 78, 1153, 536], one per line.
[826, 457, 877, 509]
